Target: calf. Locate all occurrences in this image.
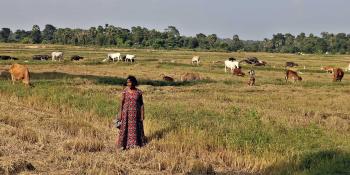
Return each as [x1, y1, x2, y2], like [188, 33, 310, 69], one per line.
[231, 67, 245, 77]
[254, 60, 266, 66]
[247, 70, 256, 86]
[333, 68, 344, 82]
[285, 70, 302, 83]
[321, 66, 335, 73]
[285, 62, 299, 67]
[125, 54, 135, 62]
[192, 56, 200, 65]
[8, 63, 31, 86]
[244, 57, 259, 64]
[0, 55, 18, 60]
[161, 74, 174, 82]
[180, 72, 201, 81]
[71, 55, 84, 61]
[52, 52, 64, 61]
[32, 55, 50, 61]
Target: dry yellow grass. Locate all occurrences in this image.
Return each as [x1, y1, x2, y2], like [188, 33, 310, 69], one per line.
[0, 43, 349, 174]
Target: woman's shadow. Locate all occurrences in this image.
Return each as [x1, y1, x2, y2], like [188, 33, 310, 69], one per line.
[146, 125, 176, 142]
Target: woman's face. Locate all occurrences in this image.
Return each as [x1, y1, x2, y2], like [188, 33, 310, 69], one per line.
[127, 79, 133, 88]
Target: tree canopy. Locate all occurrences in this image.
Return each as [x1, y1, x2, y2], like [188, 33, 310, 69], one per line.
[1, 24, 350, 54]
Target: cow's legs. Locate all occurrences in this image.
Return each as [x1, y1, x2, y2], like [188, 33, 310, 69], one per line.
[11, 74, 15, 85]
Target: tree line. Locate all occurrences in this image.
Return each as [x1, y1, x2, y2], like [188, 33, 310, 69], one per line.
[1, 24, 349, 54]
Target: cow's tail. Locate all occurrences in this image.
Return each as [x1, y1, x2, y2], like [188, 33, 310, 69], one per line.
[28, 71, 34, 87]
[25, 70, 33, 87]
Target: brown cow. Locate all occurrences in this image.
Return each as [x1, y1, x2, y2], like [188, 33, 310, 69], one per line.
[285, 70, 302, 83]
[180, 72, 201, 81]
[231, 67, 245, 76]
[333, 68, 344, 82]
[254, 61, 267, 66]
[321, 66, 335, 73]
[161, 74, 174, 82]
[9, 63, 31, 86]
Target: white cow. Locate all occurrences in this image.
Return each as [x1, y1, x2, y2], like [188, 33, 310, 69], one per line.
[192, 56, 200, 65]
[347, 63, 350, 72]
[125, 54, 135, 62]
[51, 52, 63, 61]
[224, 60, 240, 73]
[103, 53, 121, 62]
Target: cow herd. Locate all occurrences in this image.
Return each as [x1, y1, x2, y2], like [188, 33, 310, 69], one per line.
[1, 51, 139, 63]
[193, 55, 347, 85]
[0, 52, 349, 86]
[103, 53, 136, 62]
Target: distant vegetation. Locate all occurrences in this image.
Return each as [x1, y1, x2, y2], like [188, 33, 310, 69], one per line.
[1, 24, 350, 54]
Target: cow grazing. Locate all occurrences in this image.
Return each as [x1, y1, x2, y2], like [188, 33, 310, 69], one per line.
[180, 72, 201, 81]
[125, 54, 135, 62]
[51, 52, 64, 61]
[106, 53, 121, 62]
[191, 56, 200, 65]
[285, 62, 299, 67]
[224, 60, 240, 73]
[32, 55, 50, 61]
[255, 60, 267, 66]
[244, 57, 260, 64]
[71, 55, 84, 61]
[161, 74, 174, 82]
[0, 56, 11, 60]
[8, 63, 31, 86]
[247, 70, 256, 86]
[231, 67, 245, 76]
[333, 68, 344, 82]
[0, 55, 18, 60]
[321, 66, 335, 73]
[285, 70, 302, 83]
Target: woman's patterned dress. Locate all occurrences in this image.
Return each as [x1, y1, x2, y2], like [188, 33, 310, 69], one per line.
[117, 88, 145, 149]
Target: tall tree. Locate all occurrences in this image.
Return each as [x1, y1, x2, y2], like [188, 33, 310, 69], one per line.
[165, 26, 180, 37]
[0, 28, 11, 42]
[31, 25, 42, 44]
[42, 24, 56, 43]
[207, 34, 218, 48]
[229, 35, 243, 51]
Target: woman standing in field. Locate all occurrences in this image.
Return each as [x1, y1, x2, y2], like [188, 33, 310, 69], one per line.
[116, 76, 146, 150]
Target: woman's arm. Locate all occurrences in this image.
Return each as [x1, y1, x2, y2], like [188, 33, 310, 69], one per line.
[141, 104, 144, 121]
[118, 93, 125, 120]
[140, 93, 144, 121]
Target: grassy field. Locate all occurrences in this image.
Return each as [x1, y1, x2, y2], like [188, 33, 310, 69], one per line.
[0, 43, 349, 175]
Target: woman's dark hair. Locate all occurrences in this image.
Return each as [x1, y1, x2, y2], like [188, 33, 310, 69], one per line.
[125, 75, 138, 86]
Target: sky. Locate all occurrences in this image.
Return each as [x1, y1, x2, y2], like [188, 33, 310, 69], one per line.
[0, 0, 349, 40]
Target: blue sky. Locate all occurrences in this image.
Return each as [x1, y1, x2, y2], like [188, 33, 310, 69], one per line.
[0, 0, 349, 40]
